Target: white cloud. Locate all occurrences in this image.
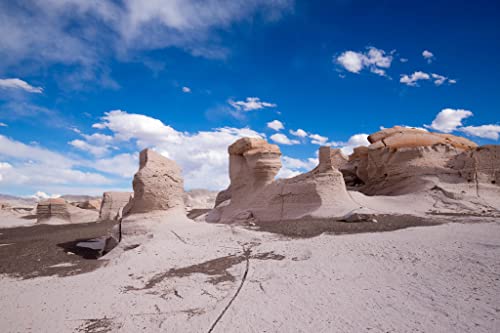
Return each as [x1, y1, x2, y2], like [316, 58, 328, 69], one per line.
[0, 134, 75, 168]
[31, 191, 60, 202]
[229, 97, 277, 112]
[431, 73, 456, 86]
[309, 133, 328, 145]
[431, 73, 446, 86]
[277, 155, 318, 179]
[267, 120, 284, 131]
[0, 162, 12, 169]
[400, 71, 430, 86]
[422, 50, 434, 63]
[400, 71, 455, 87]
[336, 51, 364, 73]
[92, 110, 265, 189]
[0, 78, 43, 93]
[329, 133, 370, 155]
[400, 58, 409, 63]
[0, 122, 7, 127]
[289, 129, 308, 138]
[0, 1, 292, 86]
[270, 133, 299, 145]
[182, 86, 191, 93]
[69, 139, 109, 157]
[425, 108, 473, 133]
[0, 134, 122, 195]
[281, 156, 317, 170]
[459, 125, 500, 140]
[91, 153, 139, 178]
[336, 47, 393, 77]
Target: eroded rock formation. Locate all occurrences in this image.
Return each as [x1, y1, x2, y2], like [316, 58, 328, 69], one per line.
[207, 139, 357, 224]
[36, 198, 70, 223]
[99, 192, 133, 221]
[339, 126, 499, 198]
[126, 149, 184, 215]
[76, 199, 102, 211]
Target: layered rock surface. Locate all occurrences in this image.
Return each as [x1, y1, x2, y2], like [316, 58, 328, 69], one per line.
[208, 139, 358, 224]
[36, 198, 71, 223]
[99, 192, 133, 221]
[341, 126, 488, 195]
[126, 149, 184, 215]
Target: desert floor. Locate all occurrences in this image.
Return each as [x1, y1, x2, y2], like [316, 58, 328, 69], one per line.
[0, 216, 499, 332]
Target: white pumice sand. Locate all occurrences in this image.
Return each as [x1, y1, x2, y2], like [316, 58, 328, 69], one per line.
[1, 215, 499, 333]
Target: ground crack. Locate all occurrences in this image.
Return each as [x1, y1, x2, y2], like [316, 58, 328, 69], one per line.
[207, 245, 252, 333]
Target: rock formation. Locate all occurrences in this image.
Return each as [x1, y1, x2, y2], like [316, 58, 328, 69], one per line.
[99, 192, 133, 221]
[183, 189, 218, 210]
[76, 199, 102, 211]
[36, 198, 71, 223]
[207, 139, 358, 224]
[340, 126, 500, 201]
[126, 149, 184, 215]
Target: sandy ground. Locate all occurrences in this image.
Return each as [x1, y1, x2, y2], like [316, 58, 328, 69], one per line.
[0, 214, 499, 333]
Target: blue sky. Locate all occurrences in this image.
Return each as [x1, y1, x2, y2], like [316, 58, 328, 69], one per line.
[0, 0, 499, 197]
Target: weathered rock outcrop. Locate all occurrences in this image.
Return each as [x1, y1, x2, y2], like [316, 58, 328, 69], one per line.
[183, 189, 217, 210]
[367, 126, 477, 150]
[126, 149, 184, 215]
[99, 192, 133, 220]
[37, 198, 70, 223]
[340, 126, 498, 197]
[76, 199, 102, 211]
[451, 145, 500, 186]
[207, 139, 357, 224]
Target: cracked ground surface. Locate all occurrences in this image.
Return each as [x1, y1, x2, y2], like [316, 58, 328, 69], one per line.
[1, 215, 499, 332]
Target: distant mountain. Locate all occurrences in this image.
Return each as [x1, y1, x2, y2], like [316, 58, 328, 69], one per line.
[0, 194, 36, 206]
[60, 195, 101, 202]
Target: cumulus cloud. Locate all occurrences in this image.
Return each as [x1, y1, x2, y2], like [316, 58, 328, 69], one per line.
[289, 129, 308, 138]
[270, 133, 299, 145]
[92, 110, 265, 189]
[336, 47, 393, 77]
[425, 108, 473, 133]
[400, 71, 430, 86]
[31, 191, 60, 201]
[182, 86, 191, 93]
[329, 134, 370, 155]
[459, 125, 500, 140]
[309, 133, 328, 145]
[400, 71, 455, 87]
[0, 134, 126, 195]
[229, 97, 277, 112]
[91, 153, 139, 178]
[267, 120, 284, 131]
[277, 155, 318, 179]
[69, 139, 110, 157]
[431, 73, 456, 86]
[0, 78, 43, 93]
[422, 50, 434, 63]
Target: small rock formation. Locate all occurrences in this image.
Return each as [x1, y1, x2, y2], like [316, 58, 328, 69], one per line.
[99, 192, 133, 221]
[126, 149, 184, 215]
[367, 126, 477, 150]
[340, 126, 481, 195]
[183, 189, 218, 210]
[334, 126, 500, 209]
[214, 186, 231, 208]
[452, 145, 500, 186]
[36, 198, 71, 223]
[76, 199, 102, 211]
[208, 139, 358, 224]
